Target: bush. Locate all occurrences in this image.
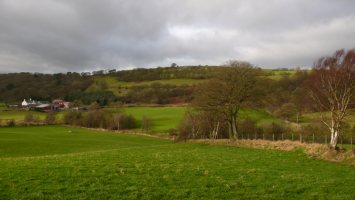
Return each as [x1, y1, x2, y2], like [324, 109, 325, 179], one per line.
[63, 111, 83, 126]
[178, 111, 228, 140]
[63, 110, 139, 130]
[119, 114, 137, 129]
[142, 116, 153, 132]
[6, 119, 16, 127]
[238, 118, 257, 139]
[24, 113, 40, 124]
[44, 113, 56, 125]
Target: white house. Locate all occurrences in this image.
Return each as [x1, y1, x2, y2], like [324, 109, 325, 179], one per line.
[21, 99, 28, 107]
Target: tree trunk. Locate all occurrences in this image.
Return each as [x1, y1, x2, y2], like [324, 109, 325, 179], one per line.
[330, 128, 339, 148]
[231, 115, 238, 139]
[228, 121, 233, 139]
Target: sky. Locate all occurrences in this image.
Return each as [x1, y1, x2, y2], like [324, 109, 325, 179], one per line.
[0, 0, 354, 73]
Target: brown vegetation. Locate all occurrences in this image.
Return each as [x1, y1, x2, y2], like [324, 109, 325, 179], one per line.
[191, 139, 355, 164]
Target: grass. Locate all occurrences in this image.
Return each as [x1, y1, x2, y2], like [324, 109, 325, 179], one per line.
[0, 110, 47, 123]
[0, 103, 6, 111]
[0, 126, 354, 199]
[261, 69, 299, 80]
[107, 106, 187, 132]
[106, 107, 278, 133]
[0, 110, 66, 125]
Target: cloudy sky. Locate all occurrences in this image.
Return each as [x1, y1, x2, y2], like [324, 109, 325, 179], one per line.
[0, 0, 354, 73]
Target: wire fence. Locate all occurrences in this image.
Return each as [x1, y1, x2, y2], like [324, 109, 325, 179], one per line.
[237, 131, 354, 150]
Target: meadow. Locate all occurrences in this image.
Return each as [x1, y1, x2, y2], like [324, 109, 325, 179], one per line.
[108, 106, 278, 133]
[0, 126, 354, 199]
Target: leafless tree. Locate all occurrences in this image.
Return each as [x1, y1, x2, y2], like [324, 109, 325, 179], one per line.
[193, 61, 258, 139]
[308, 49, 355, 148]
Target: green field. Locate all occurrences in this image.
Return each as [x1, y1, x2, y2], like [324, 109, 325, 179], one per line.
[108, 106, 187, 132]
[108, 107, 279, 133]
[0, 110, 66, 125]
[0, 126, 354, 199]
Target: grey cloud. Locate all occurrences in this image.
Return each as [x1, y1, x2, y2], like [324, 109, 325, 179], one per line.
[0, 0, 354, 73]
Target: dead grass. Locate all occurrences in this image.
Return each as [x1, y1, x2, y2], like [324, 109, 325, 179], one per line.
[191, 139, 355, 165]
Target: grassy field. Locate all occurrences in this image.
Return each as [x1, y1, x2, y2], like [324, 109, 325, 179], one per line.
[0, 126, 354, 199]
[261, 69, 299, 80]
[0, 110, 66, 125]
[0, 111, 47, 125]
[107, 106, 187, 132]
[107, 107, 279, 133]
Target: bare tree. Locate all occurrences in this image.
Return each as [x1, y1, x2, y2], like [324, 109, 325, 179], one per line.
[193, 61, 258, 139]
[308, 49, 355, 148]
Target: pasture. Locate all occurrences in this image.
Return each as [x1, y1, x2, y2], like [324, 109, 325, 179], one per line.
[108, 106, 187, 132]
[0, 126, 354, 199]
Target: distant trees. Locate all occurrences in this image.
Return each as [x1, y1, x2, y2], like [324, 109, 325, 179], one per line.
[0, 73, 92, 103]
[193, 61, 258, 139]
[307, 49, 355, 148]
[63, 110, 138, 130]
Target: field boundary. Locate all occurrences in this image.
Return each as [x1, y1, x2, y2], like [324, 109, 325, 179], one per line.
[190, 139, 355, 165]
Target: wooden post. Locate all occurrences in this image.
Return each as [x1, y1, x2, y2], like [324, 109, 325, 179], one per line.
[281, 133, 284, 140]
[300, 133, 302, 143]
[263, 133, 265, 140]
[341, 136, 343, 149]
[325, 135, 327, 144]
[312, 133, 315, 143]
[292, 133, 294, 141]
[254, 131, 257, 140]
[272, 133, 275, 141]
[351, 136, 353, 150]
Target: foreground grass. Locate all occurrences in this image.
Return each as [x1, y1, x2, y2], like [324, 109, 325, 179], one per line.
[0, 126, 354, 199]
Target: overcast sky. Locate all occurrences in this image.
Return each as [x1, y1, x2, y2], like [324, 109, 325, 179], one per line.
[0, 0, 354, 73]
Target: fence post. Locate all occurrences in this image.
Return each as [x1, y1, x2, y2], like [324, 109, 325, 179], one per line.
[254, 131, 257, 140]
[292, 133, 294, 141]
[300, 133, 302, 143]
[341, 136, 343, 149]
[351, 136, 353, 150]
[263, 133, 265, 140]
[312, 133, 315, 143]
[282, 133, 284, 140]
[325, 135, 327, 144]
[273, 133, 275, 141]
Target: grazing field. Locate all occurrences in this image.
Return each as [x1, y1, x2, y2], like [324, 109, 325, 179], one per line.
[0, 111, 46, 120]
[108, 106, 187, 132]
[0, 110, 65, 125]
[109, 107, 279, 133]
[0, 126, 354, 199]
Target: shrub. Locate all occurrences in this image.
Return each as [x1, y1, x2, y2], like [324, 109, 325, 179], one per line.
[63, 111, 83, 126]
[44, 113, 56, 125]
[142, 116, 153, 132]
[6, 119, 16, 127]
[119, 114, 137, 129]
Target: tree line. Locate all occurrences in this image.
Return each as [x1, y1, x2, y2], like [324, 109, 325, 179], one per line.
[176, 49, 355, 149]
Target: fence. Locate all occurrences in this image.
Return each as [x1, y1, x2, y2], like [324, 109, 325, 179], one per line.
[237, 131, 354, 149]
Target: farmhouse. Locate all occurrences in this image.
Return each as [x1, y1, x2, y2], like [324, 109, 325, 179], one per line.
[20, 98, 70, 112]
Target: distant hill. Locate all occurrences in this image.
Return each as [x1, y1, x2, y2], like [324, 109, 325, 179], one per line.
[0, 66, 303, 105]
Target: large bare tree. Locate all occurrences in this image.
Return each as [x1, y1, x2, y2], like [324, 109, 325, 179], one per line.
[308, 49, 355, 148]
[193, 61, 258, 139]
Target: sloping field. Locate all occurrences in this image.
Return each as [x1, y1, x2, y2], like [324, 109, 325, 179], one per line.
[0, 126, 354, 199]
